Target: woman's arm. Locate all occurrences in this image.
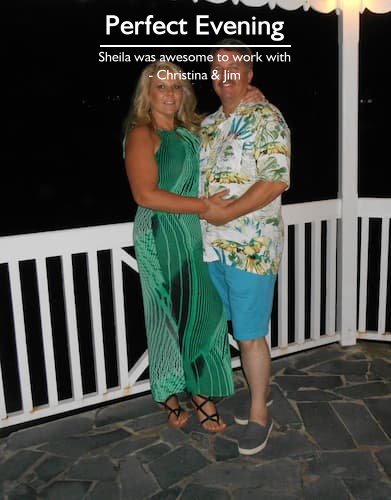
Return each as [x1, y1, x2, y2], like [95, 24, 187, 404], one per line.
[201, 179, 287, 226]
[125, 126, 208, 214]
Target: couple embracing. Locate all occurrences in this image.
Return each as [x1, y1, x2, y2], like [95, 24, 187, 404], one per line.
[124, 39, 290, 455]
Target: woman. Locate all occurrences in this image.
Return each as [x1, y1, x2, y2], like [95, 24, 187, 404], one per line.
[124, 61, 234, 432]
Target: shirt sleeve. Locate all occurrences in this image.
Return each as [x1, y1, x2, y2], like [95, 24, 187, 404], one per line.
[254, 105, 291, 190]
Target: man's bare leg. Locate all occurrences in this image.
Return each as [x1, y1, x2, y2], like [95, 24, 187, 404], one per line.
[239, 337, 271, 425]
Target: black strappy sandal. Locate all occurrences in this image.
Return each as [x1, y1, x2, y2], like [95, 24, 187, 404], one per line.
[161, 396, 188, 429]
[191, 394, 226, 433]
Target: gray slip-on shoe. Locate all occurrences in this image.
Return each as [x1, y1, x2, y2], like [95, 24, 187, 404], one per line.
[238, 420, 273, 456]
[234, 395, 273, 426]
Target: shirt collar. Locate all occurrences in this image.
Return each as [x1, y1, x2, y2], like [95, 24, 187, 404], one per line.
[215, 101, 250, 121]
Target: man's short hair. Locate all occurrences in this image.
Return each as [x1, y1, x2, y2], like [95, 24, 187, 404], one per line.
[210, 38, 253, 70]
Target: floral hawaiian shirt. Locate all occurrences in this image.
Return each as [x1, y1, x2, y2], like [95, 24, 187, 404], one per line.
[199, 102, 290, 275]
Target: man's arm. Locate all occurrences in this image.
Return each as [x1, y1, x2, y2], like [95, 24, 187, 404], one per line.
[201, 103, 290, 225]
[201, 179, 287, 226]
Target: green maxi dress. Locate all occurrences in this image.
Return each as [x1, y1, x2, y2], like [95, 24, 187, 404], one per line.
[134, 126, 234, 403]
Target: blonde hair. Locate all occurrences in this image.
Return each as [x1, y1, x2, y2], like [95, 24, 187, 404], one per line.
[124, 61, 202, 135]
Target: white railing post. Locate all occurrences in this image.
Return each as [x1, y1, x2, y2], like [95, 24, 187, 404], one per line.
[337, 3, 359, 346]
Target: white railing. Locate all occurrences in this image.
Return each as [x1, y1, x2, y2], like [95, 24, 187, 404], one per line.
[358, 198, 391, 341]
[0, 224, 143, 427]
[0, 198, 389, 428]
[231, 199, 342, 365]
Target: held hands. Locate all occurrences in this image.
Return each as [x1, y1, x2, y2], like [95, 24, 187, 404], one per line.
[241, 84, 267, 105]
[199, 189, 233, 226]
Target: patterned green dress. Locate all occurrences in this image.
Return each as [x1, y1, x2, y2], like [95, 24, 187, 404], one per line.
[134, 126, 234, 403]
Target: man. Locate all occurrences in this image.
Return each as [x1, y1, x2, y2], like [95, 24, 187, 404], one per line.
[200, 39, 290, 455]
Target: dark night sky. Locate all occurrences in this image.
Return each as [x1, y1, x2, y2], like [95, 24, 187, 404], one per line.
[2, 0, 390, 237]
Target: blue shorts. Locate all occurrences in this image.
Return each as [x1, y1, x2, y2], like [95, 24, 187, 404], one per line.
[208, 261, 277, 341]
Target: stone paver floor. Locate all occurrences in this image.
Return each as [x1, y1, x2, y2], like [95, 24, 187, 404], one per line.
[0, 341, 390, 499]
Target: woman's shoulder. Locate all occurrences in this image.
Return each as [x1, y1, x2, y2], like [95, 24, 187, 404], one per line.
[127, 125, 159, 146]
[127, 125, 155, 140]
[125, 125, 160, 154]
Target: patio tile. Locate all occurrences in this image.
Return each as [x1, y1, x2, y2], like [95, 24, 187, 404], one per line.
[297, 403, 355, 450]
[287, 389, 338, 402]
[335, 382, 389, 399]
[344, 374, 368, 384]
[217, 388, 248, 417]
[260, 430, 317, 460]
[181, 483, 230, 499]
[271, 356, 294, 375]
[233, 489, 300, 499]
[67, 456, 116, 481]
[130, 411, 167, 431]
[269, 385, 302, 426]
[274, 375, 343, 392]
[40, 480, 92, 500]
[252, 459, 302, 491]
[193, 462, 265, 489]
[364, 398, 391, 437]
[190, 431, 211, 450]
[215, 436, 239, 461]
[95, 394, 158, 427]
[332, 402, 389, 445]
[0, 450, 44, 481]
[234, 376, 247, 390]
[136, 442, 171, 463]
[8, 483, 37, 500]
[376, 448, 391, 477]
[149, 445, 211, 489]
[343, 479, 391, 499]
[293, 348, 343, 369]
[6, 415, 94, 450]
[161, 427, 189, 446]
[302, 476, 350, 500]
[371, 358, 391, 380]
[109, 436, 159, 458]
[307, 451, 382, 479]
[346, 353, 368, 360]
[149, 487, 183, 499]
[119, 456, 159, 499]
[376, 448, 391, 479]
[40, 429, 130, 457]
[311, 360, 368, 375]
[194, 459, 301, 491]
[2, 344, 390, 500]
[283, 367, 308, 375]
[182, 414, 209, 435]
[367, 372, 384, 381]
[35, 456, 74, 481]
[221, 423, 246, 441]
[85, 481, 120, 500]
[358, 341, 390, 358]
